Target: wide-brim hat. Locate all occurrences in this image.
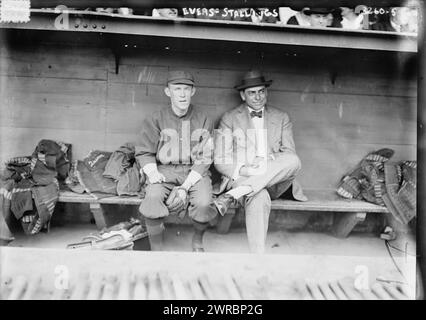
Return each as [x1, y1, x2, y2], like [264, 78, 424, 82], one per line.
[234, 70, 273, 91]
[303, 8, 335, 15]
[167, 70, 195, 86]
[289, 6, 308, 12]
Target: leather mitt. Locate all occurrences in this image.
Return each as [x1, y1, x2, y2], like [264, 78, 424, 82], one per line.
[166, 186, 188, 215]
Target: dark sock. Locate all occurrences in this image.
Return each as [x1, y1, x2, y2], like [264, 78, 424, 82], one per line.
[192, 220, 208, 249]
[145, 218, 165, 251]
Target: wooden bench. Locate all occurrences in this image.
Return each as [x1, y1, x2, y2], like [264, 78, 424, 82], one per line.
[58, 190, 389, 238]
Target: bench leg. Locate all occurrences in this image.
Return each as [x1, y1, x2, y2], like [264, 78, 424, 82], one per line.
[89, 203, 107, 229]
[332, 212, 367, 238]
[216, 208, 237, 234]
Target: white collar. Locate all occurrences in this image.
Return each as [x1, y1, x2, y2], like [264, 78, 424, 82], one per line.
[341, 15, 364, 29]
[247, 106, 265, 113]
[296, 13, 311, 26]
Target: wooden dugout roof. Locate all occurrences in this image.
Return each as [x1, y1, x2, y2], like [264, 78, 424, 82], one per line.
[27, 0, 419, 9]
[0, 9, 418, 53]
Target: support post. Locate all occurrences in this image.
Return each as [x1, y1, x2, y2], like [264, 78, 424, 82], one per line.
[89, 203, 107, 229]
[216, 208, 237, 234]
[332, 212, 367, 238]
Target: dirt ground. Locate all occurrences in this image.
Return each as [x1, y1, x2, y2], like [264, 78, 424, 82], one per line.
[5, 222, 413, 257]
[5, 222, 417, 295]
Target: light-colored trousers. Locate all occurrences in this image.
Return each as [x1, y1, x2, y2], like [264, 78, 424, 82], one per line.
[139, 164, 217, 223]
[232, 152, 302, 253]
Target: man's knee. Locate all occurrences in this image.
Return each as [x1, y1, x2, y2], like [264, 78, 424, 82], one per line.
[144, 184, 167, 202]
[189, 189, 216, 223]
[189, 177, 213, 211]
[276, 153, 301, 173]
[253, 188, 271, 200]
[245, 188, 271, 208]
[189, 195, 216, 221]
[191, 193, 211, 210]
[139, 184, 169, 218]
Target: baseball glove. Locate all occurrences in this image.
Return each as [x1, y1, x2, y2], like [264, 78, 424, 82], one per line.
[166, 186, 188, 215]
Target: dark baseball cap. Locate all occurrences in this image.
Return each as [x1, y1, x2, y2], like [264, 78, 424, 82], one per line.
[167, 70, 195, 86]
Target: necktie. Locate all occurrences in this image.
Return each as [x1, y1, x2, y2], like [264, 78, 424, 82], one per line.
[250, 110, 263, 118]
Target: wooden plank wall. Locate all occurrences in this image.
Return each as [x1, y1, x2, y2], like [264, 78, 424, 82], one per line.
[0, 33, 417, 192]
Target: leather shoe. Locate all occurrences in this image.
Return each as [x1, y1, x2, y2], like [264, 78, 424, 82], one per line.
[192, 247, 205, 252]
[213, 193, 236, 216]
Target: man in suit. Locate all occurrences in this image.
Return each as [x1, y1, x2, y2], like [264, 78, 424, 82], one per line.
[213, 70, 306, 253]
